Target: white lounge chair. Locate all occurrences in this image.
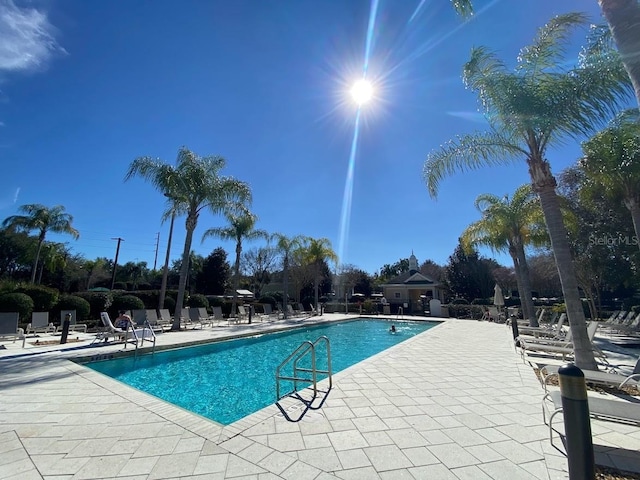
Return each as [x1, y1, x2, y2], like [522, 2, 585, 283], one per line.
[543, 390, 640, 444]
[187, 307, 208, 328]
[94, 312, 138, 345]
[26, 311, 55, 336]
[540, 365, 640, 392]
[518, 313, 567, 339]
[158, 309, 174, 329]
[236, 305, 249, 323]
[0, 312, 25, 347]
[518, 321, 605, 363]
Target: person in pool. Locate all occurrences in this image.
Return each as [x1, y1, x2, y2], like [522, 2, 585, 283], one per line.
[389, 325, 396, 333]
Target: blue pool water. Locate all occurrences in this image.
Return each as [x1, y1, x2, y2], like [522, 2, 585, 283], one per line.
[86, 318, 436, 425]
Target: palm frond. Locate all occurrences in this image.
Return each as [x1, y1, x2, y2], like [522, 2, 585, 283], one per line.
[517, 12, 588, 76]
[450, 0, 473, 18]
[423, 132, 526, 198]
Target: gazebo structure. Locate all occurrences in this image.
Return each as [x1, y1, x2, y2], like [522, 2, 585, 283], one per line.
[380, 253, 445, 314]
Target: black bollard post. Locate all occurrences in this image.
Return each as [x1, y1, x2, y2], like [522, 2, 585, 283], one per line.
[60, 313, 71, 345]
[510, 314, 520, 343]
[248, 305, 253, 324]
[558, 363, 594, 480]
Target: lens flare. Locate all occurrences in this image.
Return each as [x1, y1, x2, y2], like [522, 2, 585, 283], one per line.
[351, 79, 373, 105]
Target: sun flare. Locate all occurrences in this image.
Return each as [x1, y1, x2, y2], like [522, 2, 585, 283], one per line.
[350, 79, 373, 105]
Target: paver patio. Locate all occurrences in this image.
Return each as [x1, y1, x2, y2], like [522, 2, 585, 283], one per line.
[1, 317, 639, 479]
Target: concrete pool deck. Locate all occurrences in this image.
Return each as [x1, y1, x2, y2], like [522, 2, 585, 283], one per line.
[1, 315, 639, 479]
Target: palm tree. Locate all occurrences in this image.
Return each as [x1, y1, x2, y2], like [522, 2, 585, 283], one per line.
[270, 233, 305, 319]
[423, 14, 632, 370]
[581, 108, 640, 251]
[2, 204, 79, 284]
[451, 1, 640, 109]
[302, 237, 338, 313]
[461, 185, 546, 325]
[202, 210, 267, 322]
[125, 147, 251, 330]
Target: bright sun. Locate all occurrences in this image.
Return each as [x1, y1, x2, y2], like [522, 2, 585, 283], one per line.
[350, 79, 373, 105]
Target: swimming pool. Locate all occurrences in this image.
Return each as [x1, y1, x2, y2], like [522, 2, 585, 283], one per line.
[86, 318, 436, 425]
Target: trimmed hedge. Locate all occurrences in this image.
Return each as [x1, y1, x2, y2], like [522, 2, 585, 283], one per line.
[73, 292, 113, 320]
[188, 294, 209, 309]
[110, 295, 145, 318]
[15, 284, 59, 311]
[0, 292, 34, 322]
[257, 295, 276, 307]
[55, 295, 91, 321]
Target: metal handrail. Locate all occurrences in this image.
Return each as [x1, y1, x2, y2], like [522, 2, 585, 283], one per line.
[275, 336, 332, 401]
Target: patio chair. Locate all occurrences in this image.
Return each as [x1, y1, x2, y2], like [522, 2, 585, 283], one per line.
[262, 303, 280, 321]
[236, 305, 249, 323]
[57, 310, 87, 333]
[540, 364, 640, 392]
[186, 307, 209, 328]
[158, 309, 174, 329]
[542, 390, 640, 444]
[0, 312, 25, 347]
[518, 321, 606, 363]
[26, 311, 55, 336]
[518, 313, 567, 339]
[211, 306, 226, 326]
[93, 312, 139, 345]
[145, 309, 167, 332]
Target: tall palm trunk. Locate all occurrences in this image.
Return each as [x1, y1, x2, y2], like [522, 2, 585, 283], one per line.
[282, 255, 289, 319]
[509, 246, 536, 326]
[514, 242, 537, 326]
[600, 0, 640, 107]
[313, 267, 319, 314]
[232, 241, 241, 322]
[529, 157, 598, 370]
[31, 232, 46, 283]
[174, 213, 197, 330]
[623, 197, 640, 253]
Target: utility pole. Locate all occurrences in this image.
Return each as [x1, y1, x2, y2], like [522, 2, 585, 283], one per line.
[153, 232, 160, 270]
[110, 237, 124, 290]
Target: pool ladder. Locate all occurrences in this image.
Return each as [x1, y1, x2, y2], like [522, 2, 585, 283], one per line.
[275, 336, 332, 401]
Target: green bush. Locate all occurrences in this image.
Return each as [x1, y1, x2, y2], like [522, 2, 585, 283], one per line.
[73, 292, 113, 320]
[163, 296, 176, 314]
[114, 282, 128, 290]
[446, 304, 485, 319]
[127, 290, 159, 309]
[15, 284, 59, 311]
[257, 295, 276, 307]
[55, 295, 91, 321]
[110, 295, 145, 318]
[471, 298, 491, 305]
[0, 292, 34, 322]
[206, 295, 225, 307]
[450, 298, 469, 305]
[188, 294, 209, 309]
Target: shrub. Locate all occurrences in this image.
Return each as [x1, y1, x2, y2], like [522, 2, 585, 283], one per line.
[73, 292, 113, 320]
[446, 304, 485, 319]
[257, 295, 276, 307]
[450, 298, 469, 305]
[163, 296, 176, 314]
[128, 290, 159, 309]
[188, 294, 209, 309]
[110, 295, 145, 318]
[206, 296, 225, 307]
[15, 284, 59, 311]
[114, 282, 128, 290]
[471, 298, 491, 305]
[55, 295, 91, 321]
[0, 292, 34, 322]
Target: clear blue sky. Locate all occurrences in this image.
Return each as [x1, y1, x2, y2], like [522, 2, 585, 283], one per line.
[1, 0, 605, 275]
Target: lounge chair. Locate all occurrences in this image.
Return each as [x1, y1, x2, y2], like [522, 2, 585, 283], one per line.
[186, 307, 208, 328]
[236, 305, 249, 323]
[518, 321, 605, 363]
[518, 313, 567, 339]
[0, 312, 25, 347]
[26, 312, 55, 336]
[211, 306, 226, 326]
[158, 309, 174, 329]
[145, 309, 167, 332]
[540, 364, 640, 392]
[542, 390, 640, 444]
[57, 310, 87, 333]
[94, 312, 138, 345]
